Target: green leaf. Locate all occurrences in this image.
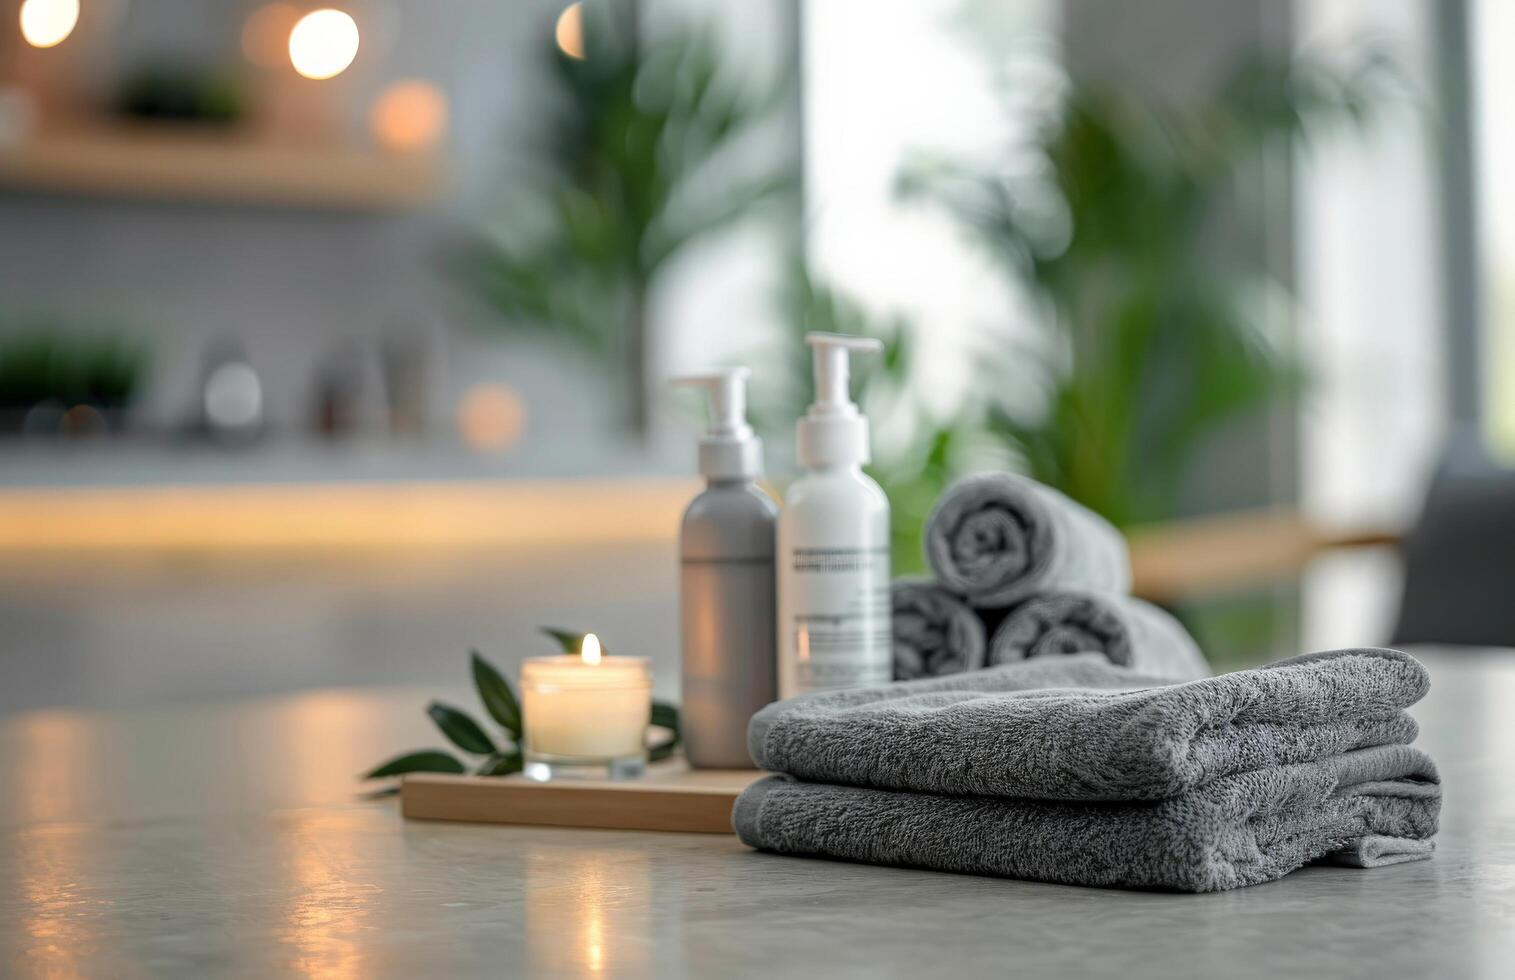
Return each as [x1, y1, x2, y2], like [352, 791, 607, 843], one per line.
[363, 750, 465, 779]
[471, 650, 522, 739]
[648, 739, 678, 763]
[540, 626, 591, 653]
[476, 751, 524, 777]
[648, 699, 681, 763]
[427, 701, 497, 756]
[650, 700, 680, 733]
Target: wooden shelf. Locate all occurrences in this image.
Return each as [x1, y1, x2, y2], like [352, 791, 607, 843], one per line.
[0, 477, 698, 551]
[1127, 509, 1400, 602]
[0, 125, 447, 211]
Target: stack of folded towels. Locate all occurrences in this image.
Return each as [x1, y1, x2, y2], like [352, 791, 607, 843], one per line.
[739, 472, 1442, 891]
[892, 472, 1208, 682]
[734, 650, 1441, 891]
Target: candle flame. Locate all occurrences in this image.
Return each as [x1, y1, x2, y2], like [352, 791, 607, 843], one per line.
[580, 633, 601, 665]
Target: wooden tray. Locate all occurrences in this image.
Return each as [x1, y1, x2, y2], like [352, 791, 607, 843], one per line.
[400, 761, 765, 834]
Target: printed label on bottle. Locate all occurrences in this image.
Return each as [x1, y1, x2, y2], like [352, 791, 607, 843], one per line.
[786, 545, 892, 693]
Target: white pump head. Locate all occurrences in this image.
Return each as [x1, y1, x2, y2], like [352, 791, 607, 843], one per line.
[797, 332, 883, 469]
[671, 367, 763, 480]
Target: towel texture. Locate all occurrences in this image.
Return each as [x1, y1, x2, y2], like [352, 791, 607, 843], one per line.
[733, 744, 1440, 892]
[747, 648, 1427, 801]
[738, 649, 1439, 891]
[924, 473, 1130, 609]
[987, 590, 1208, 681]
[891, 579, 988, 680]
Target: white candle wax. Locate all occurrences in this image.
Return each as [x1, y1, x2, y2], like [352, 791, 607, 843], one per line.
[520, 654, 652, 760]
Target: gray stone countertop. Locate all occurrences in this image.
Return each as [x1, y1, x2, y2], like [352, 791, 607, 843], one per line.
[1, 647, 1511, 978]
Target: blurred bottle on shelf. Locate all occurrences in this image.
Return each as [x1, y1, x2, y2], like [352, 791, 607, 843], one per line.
[195, 341, 264, 445]
[311, 339, 387, 438]
[381, 328, 433, 439]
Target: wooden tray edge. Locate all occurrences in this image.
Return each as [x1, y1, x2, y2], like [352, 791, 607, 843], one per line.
[399, 769, 765, 835]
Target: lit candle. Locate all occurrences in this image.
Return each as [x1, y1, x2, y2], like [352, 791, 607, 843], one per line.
[520, 634, 652, 779]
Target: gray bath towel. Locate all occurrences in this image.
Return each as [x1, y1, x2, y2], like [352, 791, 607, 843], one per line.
[924, 473, 1130, 608]
[733, 743, 1440, 892]
[747, 648, 1428, 801]
[988, 590, 1209, 681]
[891, 578, 988, 680]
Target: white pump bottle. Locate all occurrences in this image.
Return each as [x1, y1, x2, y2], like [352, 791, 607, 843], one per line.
[777, 333, 892, 697]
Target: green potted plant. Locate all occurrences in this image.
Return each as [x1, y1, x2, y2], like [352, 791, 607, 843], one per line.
[455, 0, 799, 438]
[0, 325, 148, 436]
[899, 53, 1393, 526]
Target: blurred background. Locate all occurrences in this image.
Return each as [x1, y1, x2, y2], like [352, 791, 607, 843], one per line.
[0, 0, 1511, 716]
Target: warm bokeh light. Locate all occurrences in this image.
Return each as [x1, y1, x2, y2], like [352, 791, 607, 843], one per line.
[555, 3, 585, 60]
[18, 0, 79, 48]
[242, 2, 301, 70]
[369, 79, 449, 154]
[456, 382, 526, 452]
[288, 8, 361, 81]
[580, 633, 601, 665]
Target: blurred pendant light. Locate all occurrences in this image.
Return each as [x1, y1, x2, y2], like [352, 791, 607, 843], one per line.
[288, 7, 360, 80]
[19, 0, 79, 48]
[369, 79, 447, 154]
[555, 3, 584, 60]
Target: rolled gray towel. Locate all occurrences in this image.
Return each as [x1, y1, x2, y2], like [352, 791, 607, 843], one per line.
[733, 744, 1440, 892]
[747, 648, 1428, 801]
[924, 473, 1130, 609]
[891, 578, 987, 680]
[987, 590, 1209, 681]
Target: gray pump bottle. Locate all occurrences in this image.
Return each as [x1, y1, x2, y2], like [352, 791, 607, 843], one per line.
[671, 368, 779, 769]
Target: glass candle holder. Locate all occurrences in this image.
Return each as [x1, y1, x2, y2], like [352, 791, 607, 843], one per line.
[520, 653, 652, 781]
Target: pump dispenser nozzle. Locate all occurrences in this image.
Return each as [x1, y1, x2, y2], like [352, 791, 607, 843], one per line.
[807, 333, 881, 417]
[671, 368, 763, 480]
[797, 332, 882, 469]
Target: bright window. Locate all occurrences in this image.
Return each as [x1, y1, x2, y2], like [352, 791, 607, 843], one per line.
[1476, 0, 1515, 456]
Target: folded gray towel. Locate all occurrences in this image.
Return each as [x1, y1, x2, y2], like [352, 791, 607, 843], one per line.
[987, 590, 1209, 681]
[747, 648, 1427, 801]
[733, 743, 1440, 892]
[891, 578, 987, 680]
[924, 473, 1130, 608]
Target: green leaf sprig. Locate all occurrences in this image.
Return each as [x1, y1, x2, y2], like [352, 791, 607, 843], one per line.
[363, 627, 680, 786]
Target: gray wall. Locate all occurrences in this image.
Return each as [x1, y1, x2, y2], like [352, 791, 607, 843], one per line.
[1, 0, 797, 472]
[0, 0, 611, 440]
